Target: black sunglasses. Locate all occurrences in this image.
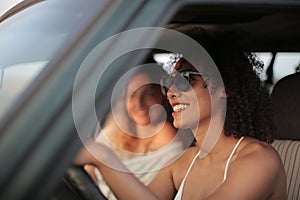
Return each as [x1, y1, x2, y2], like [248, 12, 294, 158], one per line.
[160, 71, 203, 96]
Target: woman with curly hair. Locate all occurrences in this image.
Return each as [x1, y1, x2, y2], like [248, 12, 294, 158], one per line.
[75, 32, 286, 200]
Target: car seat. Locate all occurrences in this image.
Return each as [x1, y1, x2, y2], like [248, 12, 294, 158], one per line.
[270, 72, 300, 200]
[270, 72, 300, 140]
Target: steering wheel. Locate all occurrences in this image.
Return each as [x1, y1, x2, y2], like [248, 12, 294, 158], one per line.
[53, 166, 108, 200]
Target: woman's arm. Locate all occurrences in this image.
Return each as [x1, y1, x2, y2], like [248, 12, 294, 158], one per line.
[74, 141, 174, 200]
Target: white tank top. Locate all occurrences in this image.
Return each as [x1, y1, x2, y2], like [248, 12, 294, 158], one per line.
[174, 137, 244, 200]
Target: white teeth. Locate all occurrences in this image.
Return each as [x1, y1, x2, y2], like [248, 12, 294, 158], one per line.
[173, 104, 188, 112]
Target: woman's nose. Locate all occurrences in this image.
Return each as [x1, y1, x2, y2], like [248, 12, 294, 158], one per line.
[167, 85, 181, 99]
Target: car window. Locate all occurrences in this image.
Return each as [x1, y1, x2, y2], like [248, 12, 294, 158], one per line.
[0, 0, 109, 119]
[255, 52, 300, 91]
[0, 61, 45, 116]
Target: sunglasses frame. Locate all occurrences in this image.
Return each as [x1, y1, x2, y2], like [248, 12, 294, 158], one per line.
[160, 71, 203, 96]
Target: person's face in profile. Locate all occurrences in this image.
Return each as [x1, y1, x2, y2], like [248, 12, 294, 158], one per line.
[126, 73, 165, 127]
[167, 59, 211, 131]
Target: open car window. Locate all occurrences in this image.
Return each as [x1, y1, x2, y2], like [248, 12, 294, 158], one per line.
[255, 52, 300, 91]
[0, 0, 109, 119]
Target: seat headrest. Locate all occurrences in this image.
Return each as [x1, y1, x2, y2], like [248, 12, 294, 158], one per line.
[270, 72, 300, 140]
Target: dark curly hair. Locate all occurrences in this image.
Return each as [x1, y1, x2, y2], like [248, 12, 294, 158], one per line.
[182, 29, 275, 143]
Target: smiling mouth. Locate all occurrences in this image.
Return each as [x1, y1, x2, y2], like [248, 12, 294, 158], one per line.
[173, 104, 189, 112]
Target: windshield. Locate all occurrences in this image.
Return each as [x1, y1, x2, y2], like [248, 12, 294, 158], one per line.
[0, 0, 107, 118]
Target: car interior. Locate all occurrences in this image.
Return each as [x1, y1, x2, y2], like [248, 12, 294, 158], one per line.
[270, 72, 300, 200]
[0, 1, 299, 199]
[52, 2, 300, 200]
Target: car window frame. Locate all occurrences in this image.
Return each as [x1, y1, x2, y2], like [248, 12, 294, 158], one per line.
[0, 0, 179, 199]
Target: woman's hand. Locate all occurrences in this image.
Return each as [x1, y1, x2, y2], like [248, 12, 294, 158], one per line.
[73, 139, 127, 171]
[73, 139, 159, 200]
[73, 143, 97, 166]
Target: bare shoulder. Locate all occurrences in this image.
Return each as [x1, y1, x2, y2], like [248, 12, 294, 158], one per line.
[232, 137, 285, 178]
[228, 137, 286, 199]
[236, 138, 282, 167]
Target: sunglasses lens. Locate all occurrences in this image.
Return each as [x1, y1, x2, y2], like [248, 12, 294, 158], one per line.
[160, 72, 191, 96]
[174, 73, 190, 91]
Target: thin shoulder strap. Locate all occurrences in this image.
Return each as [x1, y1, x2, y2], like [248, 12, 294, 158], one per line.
[183, 150, 201, 182]
[223, 136, 244, 182]
[175, 149, 201, 200]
